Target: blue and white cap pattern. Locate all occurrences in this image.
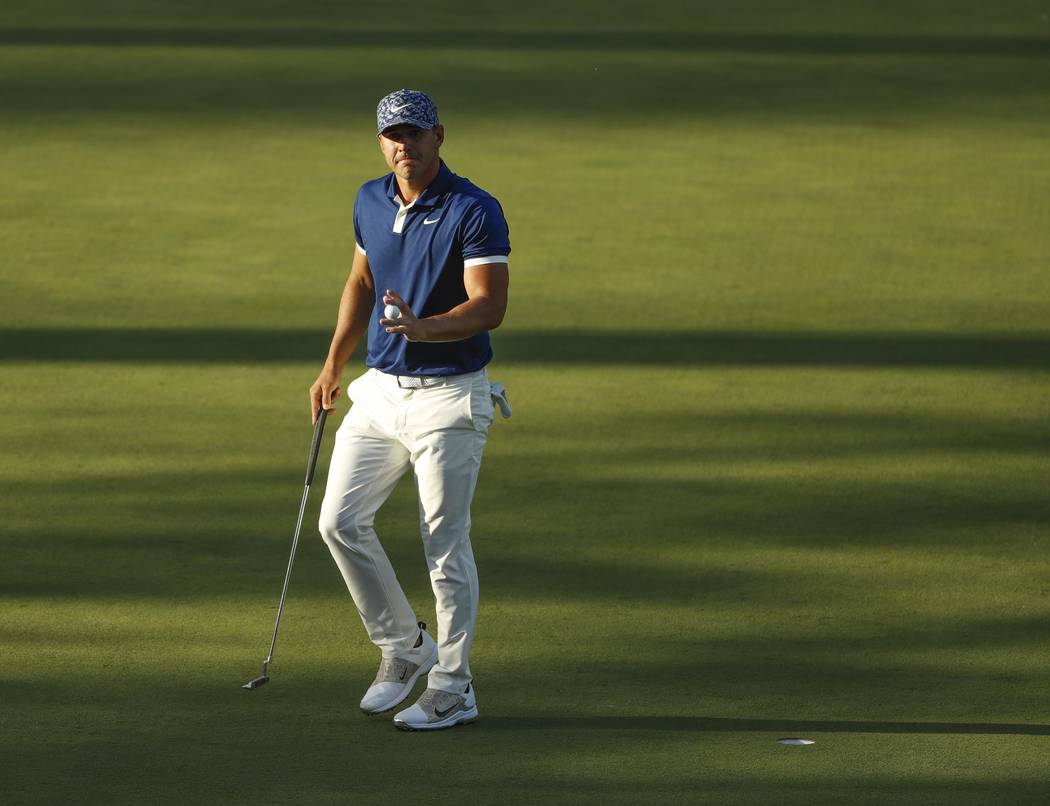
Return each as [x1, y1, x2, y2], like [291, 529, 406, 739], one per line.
[376, 89, 439, 133]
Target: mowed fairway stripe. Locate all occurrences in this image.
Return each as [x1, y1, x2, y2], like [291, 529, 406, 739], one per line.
[1, 328, 1049, 368]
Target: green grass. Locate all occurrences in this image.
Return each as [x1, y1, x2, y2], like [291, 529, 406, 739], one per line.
[2, 2, 1049, 804]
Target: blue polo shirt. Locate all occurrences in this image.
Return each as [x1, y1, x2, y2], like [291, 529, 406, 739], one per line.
[353, 161, 510, 377]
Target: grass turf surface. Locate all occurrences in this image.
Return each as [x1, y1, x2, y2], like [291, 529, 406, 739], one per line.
[2, 2, 1049, 804]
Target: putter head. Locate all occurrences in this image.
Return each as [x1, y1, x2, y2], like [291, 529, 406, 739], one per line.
[242, 675, 269, 690]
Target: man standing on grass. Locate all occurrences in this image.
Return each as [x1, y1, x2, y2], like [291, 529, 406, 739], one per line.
[309, 89, 511, 731]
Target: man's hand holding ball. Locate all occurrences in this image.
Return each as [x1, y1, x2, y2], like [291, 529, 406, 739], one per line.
[380, 290, 427, 342]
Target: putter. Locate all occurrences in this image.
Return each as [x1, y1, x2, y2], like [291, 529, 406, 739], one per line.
[242, 407, 329, 690]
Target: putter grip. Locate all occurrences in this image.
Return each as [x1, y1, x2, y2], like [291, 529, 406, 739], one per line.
[305, 408, 328, 486]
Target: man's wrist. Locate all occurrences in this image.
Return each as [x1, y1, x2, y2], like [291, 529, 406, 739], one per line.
[415, 318, 436, 343]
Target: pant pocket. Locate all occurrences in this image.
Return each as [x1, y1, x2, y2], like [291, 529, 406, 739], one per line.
[347, 371, 397, 434]
[469, 379, 495, 432]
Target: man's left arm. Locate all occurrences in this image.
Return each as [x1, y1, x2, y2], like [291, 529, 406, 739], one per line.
[380, 262, 509, 343]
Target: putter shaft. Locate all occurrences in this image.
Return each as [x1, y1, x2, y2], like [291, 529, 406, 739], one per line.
[242, 409, 327, 690]
[263, 482, 312, 666]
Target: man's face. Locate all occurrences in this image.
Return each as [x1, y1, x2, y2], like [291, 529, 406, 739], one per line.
[378, 124, 444, 182]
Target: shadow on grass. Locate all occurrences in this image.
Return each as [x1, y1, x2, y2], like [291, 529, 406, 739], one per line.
[1, 36, 1046, 126]
[3, 393, 1047, 600]
[0, 521, 800, 603]
[510, 410, 1050, 462]
[483, 715, 1050, 736]
[5, 463, 1048, 597]
[3, 328, 1049, 368]
[1, 29, 1048, 55]
[485, 473, 1050, 551]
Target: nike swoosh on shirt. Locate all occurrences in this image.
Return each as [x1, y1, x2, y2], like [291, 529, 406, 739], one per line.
[423, 216, 441, 225]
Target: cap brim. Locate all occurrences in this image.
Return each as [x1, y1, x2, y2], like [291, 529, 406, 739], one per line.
[379, 116, 435, 133]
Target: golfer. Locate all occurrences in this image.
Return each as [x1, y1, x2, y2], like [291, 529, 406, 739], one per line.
[310, 89, 510, 731]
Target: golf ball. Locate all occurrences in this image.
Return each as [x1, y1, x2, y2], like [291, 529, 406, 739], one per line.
[383, 304, 400, 320]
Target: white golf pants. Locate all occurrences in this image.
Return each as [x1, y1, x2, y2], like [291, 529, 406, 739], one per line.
[318, 368, 493, 694]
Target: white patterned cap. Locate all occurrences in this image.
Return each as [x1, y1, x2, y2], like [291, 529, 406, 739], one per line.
[376, 89, 439, 133]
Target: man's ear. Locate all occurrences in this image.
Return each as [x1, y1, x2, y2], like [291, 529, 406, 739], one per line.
[434, 125, 445, 147]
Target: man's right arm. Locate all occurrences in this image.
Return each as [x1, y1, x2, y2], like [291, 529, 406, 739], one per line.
[309, 247, 375, 422]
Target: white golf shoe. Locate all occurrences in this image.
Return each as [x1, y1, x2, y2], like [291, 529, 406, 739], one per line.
[359, 623, 437, 715]
[393, 683, 478, 731]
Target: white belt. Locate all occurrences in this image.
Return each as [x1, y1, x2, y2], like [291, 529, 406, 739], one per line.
[384, 369, 479, 389]
[395, 375, 448, 389]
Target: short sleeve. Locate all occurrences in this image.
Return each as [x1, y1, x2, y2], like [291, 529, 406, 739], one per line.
[353, 189, 366, 254]
[460, 197, 510, 266]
